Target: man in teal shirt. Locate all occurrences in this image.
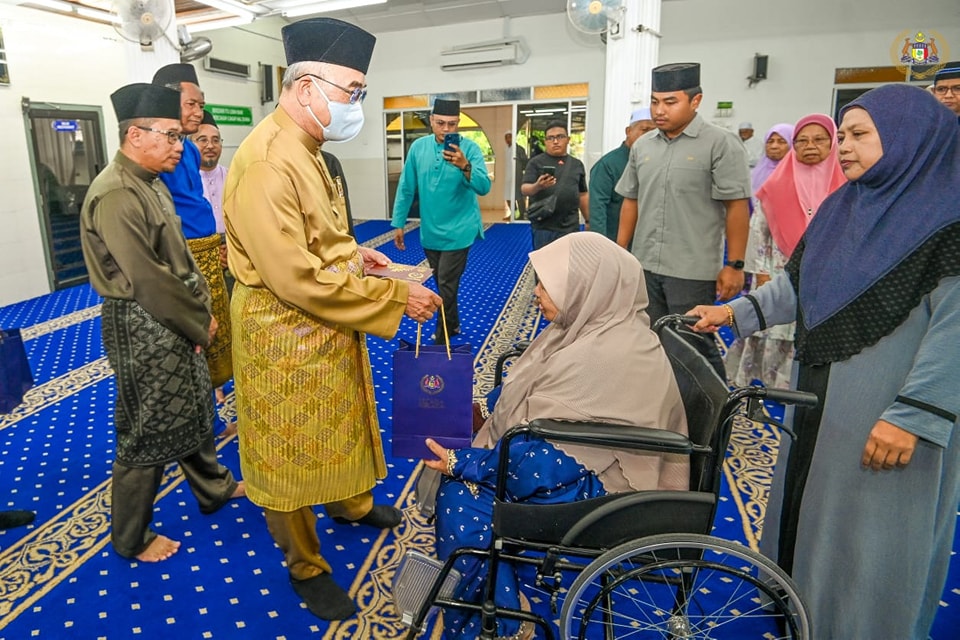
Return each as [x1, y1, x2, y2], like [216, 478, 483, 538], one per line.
[392, 99, 490, 343]
[589, 107, 656, 242]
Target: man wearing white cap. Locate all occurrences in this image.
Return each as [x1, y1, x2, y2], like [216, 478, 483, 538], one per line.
[503, 130, 527, 219]
[589, 107, 656, 242]
[738, 121, 761, 168]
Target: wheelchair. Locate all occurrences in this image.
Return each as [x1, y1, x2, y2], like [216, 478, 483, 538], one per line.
[393, 314, 817, 639]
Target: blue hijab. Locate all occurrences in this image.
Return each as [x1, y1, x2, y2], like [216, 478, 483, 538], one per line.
[798, 84, 960, 329]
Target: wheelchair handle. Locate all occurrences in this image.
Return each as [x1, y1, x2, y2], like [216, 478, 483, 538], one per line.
[652, 314, 702, 332]
[757, 388, 819, 408]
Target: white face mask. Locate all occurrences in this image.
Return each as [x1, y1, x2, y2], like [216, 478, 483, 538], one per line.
[306, 77, 364, 143]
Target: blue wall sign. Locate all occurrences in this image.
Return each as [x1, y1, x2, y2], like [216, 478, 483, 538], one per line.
[52, 120, 78, 132]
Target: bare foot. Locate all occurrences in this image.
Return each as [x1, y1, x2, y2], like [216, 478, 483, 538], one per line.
[215, 387, 226, 404]
[231, 481, 246, 499]
[135, 535, 180, 562]
[218, 422, 237, 439]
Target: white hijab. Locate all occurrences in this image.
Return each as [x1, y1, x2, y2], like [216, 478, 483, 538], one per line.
[474, 232, 689, 493]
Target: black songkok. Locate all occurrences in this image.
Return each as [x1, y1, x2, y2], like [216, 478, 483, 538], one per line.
[201, 110, 218, 127]
[282, 17, 376, 74]
[152, 63, 200, 88]
[651, 62, 701, 92]
[111, 83, 181, 121]
[432, 99, 460, 116]
[935, 61, 960, 82]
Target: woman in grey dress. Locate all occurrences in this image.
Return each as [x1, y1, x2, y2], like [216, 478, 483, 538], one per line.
[689, 83, 960, 639]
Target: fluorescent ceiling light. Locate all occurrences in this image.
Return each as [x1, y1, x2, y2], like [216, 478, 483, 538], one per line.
[180, 14, 254, 29]
[23, 0, 72, 10]
[7, 0, 118, 23]
[282, 0, 387, 18]
[75, 6, 119, 22]
[193, 0, 260, 17]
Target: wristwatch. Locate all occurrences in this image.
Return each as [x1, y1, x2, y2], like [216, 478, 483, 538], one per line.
[725, 259, 745, 270]
[461, 162, 472, 174]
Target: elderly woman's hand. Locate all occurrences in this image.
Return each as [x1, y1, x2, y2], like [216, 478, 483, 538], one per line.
[862, 420, 918, 471]
[424, 438, 454, 475]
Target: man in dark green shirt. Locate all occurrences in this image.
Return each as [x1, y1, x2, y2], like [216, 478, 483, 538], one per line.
[589, 107, 655, 242]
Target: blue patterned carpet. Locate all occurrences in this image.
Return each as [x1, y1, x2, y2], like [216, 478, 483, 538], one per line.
[0, 220, 956, 639]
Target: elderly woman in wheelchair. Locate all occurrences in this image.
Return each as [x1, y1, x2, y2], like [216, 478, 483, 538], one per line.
[397, 232, 816, 639]
[421, 232, 690, 638]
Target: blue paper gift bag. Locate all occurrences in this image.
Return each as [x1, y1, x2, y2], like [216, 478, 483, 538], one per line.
[392, 340, 474, 459]
[1, 328, 34, 415]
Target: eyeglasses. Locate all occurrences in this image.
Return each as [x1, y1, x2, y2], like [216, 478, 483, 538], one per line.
[933, 84, 960, 96]
[299, 74, 367, 104]
[545, 134, 568, 142]
[136, 126, 185, 145]
[794, 136, 831, 148]
[193, 135, 221, 146]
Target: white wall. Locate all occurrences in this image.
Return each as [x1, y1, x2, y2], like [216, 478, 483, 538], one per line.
[204, 13, 606, 221]
[660, 0, 960, 135]
[2, 0, 958, 306]
[0, 7, 130, 306]
[192, 17, 288, 166]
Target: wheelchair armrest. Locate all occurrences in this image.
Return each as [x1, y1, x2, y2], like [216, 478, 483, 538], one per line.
[493, 421, 707, 503]
[525, 419, 706, 455]
[493, 341, 532, 387]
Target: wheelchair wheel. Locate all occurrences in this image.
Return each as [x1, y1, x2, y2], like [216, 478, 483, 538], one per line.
[560, 533, 810, 639]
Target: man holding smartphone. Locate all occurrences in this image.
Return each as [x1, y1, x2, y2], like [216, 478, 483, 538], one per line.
[392, 98, 491, 344]
[521, 120, 589, 250]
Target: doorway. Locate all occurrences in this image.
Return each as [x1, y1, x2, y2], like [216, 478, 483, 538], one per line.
[384, 106, 504, 221]
[24, 101, 108, 290]
[383, 99, 587, 224]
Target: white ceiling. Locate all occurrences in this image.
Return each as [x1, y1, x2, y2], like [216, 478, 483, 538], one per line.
[297, 0, 569, 33]
[15, 0, 960, 42]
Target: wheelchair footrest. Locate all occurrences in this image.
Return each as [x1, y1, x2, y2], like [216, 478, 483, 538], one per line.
[392, 550, 463, 627]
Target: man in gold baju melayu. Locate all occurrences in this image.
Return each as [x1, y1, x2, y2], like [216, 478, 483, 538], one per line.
[223, 17, 442, 621]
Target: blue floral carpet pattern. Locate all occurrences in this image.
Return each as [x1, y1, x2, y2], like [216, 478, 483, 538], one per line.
[0, 221, 956, 639]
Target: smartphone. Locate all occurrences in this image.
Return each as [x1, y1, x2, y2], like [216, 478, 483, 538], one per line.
[541, 166, 556, 177]
[443, 133, 461, 152]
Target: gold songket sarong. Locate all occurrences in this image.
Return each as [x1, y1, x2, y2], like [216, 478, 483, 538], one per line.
[187, 233, 233, 388]
[231, 254, 387, 510]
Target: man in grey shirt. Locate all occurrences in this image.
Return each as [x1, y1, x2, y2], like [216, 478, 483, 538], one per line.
[616, 62, 751, 376]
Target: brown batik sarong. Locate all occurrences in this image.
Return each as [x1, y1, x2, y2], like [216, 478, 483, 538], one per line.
[101, 298, 215, 465]
[187, 233, 233, 388]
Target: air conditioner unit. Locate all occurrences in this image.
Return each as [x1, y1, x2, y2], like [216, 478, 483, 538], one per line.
[203, 56, 251, 78]
[440, 38, 528, 72]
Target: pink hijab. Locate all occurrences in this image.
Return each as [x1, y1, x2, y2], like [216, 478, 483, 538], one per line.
[755, 114, 847, 258]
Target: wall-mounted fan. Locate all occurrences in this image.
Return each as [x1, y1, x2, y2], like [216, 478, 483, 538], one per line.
[178, 26, 213, 62]
[567, 0, 624, 35]
[112, 0, 174, 48]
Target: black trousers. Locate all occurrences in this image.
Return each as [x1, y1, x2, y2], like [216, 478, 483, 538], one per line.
[643, 270, 727, 380]
[111, 437, 237, 558]
[424, 247, 470, 339]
